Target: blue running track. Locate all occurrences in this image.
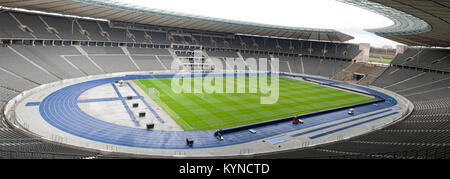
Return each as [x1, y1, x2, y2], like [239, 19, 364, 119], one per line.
[36, 73, 398, 149]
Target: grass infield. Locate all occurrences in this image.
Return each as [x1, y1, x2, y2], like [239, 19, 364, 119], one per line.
[369, 57, 393, 63]
[134, 76, 374, 131]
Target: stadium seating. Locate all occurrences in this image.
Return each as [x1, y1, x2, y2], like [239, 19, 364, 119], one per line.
[127, 47, 170, 56]
[0, 69, 37, 91]
[132, 56, 166, 71]
[1, 9, 448, 159]
[302, 57, 321, 75]
[274, 55, 301, 73]
[0, 125, 102, 159]
[0, 46, 59, 84]
[77, 20, 109, 41]
[259, 65, 450, 159]
[391, 48, 450, 72]
[64, 55, 105, 75]
[0, 88, 17, 103]
[12, 12, 59, 40]
[12, 45, 85, 79]
[206, 49, 239, 58]
[148, 31, 171, 44]
[41, 15, 89, 41]
[1, 87, 102, 159]
[371, 67, 423, 88]
[0, 12, 34, 39]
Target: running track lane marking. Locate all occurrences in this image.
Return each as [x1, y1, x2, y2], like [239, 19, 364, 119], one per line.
[35, 74, 399, 149]
[77, 96, 140, 103]
[309, 112, 399, 139]
[127, 82, 165, 123]
[111, 83, 140, 127]
[26, 102, 41, 106]
[291, 109, 393, 138]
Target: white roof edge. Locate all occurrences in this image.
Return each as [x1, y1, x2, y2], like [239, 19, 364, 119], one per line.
[337, 0, 432, 36]
[75, 0, 342, 34]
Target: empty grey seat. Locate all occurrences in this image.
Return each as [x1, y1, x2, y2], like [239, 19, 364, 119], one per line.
[12, 12, 58, 40]
[157, 56, 176, 70]
[82, 46, 124, 55]
[148, 31, 170, 44]
[0, 13, 33, 39]
[42, 15, 89, 41]
[302, 57, 321, 75]
[207, 50, 238, 58]
[0, 69, 37, 91]
[0, 88, 18, 102]
[0, 47, 58, 84]
[11, 45, 85, 79]
[89, 55, 138, 73]
[77, 20, 109, 41]
[132, 56, 165, 71]
[98, 22, 132, 42]
[127, 48, 170, 55]
[64, 56, 104, 75]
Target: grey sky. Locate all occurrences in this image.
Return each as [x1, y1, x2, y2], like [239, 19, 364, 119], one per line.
[118, 0, 403, 48]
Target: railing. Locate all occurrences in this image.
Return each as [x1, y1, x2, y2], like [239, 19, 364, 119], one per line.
[0, 149, 101, 159]
[1, 146, 448, 159]
[302, 146, 449, 159]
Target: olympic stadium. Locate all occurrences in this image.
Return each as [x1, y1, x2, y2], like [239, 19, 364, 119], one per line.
[0, 0, 449, 159]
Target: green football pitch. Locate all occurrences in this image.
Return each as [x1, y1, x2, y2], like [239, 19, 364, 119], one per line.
[134, 76, 374, 131]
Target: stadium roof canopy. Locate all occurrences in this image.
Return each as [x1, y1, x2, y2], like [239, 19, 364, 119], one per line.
[0, 0, 355, 42]
[339, 0, 450, 47]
